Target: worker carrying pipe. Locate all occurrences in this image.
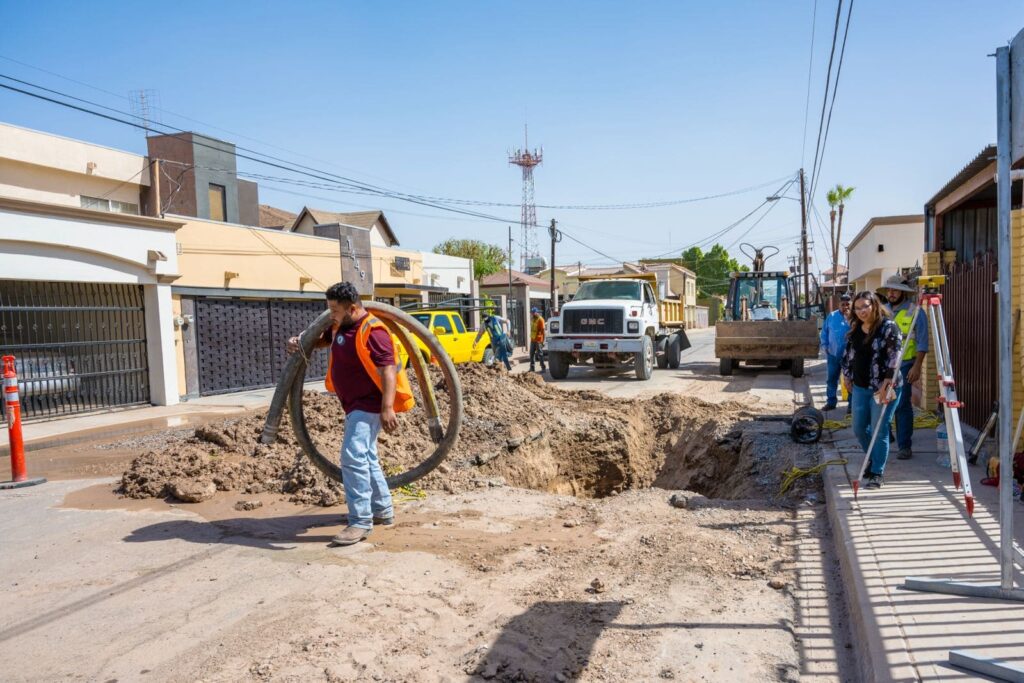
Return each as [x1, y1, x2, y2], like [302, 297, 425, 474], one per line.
[285, 281, 415, 547]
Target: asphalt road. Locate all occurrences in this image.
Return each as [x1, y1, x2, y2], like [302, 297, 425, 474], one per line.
[516, 327, 815, 408]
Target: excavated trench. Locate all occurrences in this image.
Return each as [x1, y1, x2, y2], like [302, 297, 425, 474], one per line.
[119, 364, 810, 506]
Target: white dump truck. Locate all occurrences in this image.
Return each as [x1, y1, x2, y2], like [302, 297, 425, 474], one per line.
[546, 273, 691, 380]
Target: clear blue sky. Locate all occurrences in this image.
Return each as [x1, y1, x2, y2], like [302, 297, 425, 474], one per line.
[1, 1, 1021, 273]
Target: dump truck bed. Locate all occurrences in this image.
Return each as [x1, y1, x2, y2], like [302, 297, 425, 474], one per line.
[714, 319, 819, 359]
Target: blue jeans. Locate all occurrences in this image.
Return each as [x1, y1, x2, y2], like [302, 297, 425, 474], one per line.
[851, 384, 902, 476]
[494, 342, 512, 370]
[894, 360, 915, 450]
[340, 410, 393, 529]
[825, 354, 842, 405]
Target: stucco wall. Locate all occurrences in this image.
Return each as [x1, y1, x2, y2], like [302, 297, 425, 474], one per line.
[421, 251, 473, 293]
[848, 219, 925, 286]
[0, 122, 150, 186]
[0, 158, 146, 210]
[171, 215, 341, 291]
[371, 246, 424, 286]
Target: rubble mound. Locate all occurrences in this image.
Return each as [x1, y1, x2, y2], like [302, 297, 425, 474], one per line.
[120, 364, 807, 505]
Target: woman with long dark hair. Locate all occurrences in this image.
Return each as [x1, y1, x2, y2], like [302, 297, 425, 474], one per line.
[841, 291, 904, 489]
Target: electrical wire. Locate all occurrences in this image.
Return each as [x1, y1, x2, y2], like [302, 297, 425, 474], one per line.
[808, 0, 855, 203]
[806, 0, 844, 203]
[801, 0, 820, 168]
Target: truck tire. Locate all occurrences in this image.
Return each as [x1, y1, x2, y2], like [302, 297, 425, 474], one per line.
[666, 333, 682, 369]
[656, 337, 669, 369]
[635, 335, 654, 380]
[719, 357, 733, 376]
[548, 351, 570, 380]
[790, 357, 804, 378]
[482, 348, 495, 367]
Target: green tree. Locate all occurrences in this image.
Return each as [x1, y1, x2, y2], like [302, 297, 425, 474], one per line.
[679, 244, 747, 298]
[433, 239, 508, 280]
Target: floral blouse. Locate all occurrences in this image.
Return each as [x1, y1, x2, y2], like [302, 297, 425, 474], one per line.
[840, 319, 904, 392]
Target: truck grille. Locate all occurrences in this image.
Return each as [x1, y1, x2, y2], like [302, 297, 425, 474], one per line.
[563, 308, 624, 334]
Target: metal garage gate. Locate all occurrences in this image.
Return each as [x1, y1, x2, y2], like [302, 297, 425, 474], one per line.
[0, 280, 149, 420]
[194, 298, 328, 396]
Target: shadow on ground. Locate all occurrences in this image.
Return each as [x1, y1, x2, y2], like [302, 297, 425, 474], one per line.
[468, 600, 624, 680]
[123, 513, 342, 550]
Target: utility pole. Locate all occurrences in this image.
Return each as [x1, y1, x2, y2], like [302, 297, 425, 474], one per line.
[508, 225, 514, 311]
[548, 218, 560, 315]
[798, 168, 810, 306]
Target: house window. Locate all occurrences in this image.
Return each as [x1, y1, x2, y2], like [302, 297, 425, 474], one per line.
[80, 195, 139, 215]
[208, 184, 227, 222]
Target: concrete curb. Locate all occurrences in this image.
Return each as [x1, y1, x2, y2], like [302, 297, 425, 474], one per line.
[820, 442, 916, 683]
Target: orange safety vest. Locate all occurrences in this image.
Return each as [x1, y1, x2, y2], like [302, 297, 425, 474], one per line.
[324, 315, 416, 413]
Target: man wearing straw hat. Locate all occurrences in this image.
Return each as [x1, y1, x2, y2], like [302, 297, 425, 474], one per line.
[878, 274, 930, 461]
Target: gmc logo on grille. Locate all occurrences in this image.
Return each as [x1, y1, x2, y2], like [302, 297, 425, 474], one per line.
[582, 318, 605, 325]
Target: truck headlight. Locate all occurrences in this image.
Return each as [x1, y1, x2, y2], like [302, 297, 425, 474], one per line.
[550, 321, 559, 334]
[627, 321, 640, 333]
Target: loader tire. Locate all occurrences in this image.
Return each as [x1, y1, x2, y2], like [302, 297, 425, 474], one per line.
[790, 357, 805, 378]
[719, 357, 733, 376]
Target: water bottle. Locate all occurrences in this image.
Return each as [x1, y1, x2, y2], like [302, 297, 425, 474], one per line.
[936, 423, 950, 467]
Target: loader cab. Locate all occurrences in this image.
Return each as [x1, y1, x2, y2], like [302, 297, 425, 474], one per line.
[725, 272, 795, 322]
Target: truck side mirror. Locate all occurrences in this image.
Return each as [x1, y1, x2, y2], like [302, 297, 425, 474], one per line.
[433, 327, 448, 336]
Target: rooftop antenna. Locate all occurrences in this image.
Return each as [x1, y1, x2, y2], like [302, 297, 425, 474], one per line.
[129, 89, 161, 136]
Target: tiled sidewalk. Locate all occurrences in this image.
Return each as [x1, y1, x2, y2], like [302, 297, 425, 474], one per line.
[811, 372, 1024, 682]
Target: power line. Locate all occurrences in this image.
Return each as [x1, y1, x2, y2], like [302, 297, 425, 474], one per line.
[800, 0, 819, 167]
[808, 0, 854, 204]
[0, 54, 426, 193]
[806, 0, 844, 205]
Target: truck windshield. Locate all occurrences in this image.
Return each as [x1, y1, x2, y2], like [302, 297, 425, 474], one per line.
[574, 281, 641, 301]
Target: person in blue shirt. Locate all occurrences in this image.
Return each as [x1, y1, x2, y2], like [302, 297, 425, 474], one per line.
[878, 275, 930, 460]
[820, 293, 852, 411]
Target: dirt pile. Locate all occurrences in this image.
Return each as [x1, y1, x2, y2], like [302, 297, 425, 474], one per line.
[120, 364, 811, 506]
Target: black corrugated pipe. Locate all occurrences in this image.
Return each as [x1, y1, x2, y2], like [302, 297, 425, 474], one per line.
[260, 301, 463, 488]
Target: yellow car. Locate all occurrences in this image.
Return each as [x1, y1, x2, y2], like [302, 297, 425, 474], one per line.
[405, 310, 492, 365]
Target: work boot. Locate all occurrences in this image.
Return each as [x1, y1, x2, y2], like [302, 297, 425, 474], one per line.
[896, 448, 913, 460]
[823, 401, 837, 411]
[864, 474, 883, 490]
[329, 526, 370, 547]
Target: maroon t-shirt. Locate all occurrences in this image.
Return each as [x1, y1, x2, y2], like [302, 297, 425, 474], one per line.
[329, 319, 396, 414]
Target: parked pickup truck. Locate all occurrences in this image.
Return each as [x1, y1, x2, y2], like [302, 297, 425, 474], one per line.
[408, 310, 493, 365]
[546, 274, 690, 380]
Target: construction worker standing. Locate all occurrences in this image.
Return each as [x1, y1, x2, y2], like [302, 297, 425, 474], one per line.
[819, 293, 852, 411]
[287, 281, 415, 546]
[529, 307, 547, 373]
[878, 274, 929, 460]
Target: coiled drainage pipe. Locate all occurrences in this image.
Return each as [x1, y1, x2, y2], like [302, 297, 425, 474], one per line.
[260, 301, 463, 488]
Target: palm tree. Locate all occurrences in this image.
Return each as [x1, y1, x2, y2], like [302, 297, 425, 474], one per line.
[826, 184, 855, 301]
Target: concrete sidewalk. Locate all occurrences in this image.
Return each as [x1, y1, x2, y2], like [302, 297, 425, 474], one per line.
[809, 369, 1024, 681]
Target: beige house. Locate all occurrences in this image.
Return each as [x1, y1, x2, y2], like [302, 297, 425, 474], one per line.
[0, 123, 182, 417]
[0, 122, 476, 405]
[846, 215, 925, 293]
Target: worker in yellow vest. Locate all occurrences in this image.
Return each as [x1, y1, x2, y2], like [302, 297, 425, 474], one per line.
[878, 274, 929, 460]
[287, 281, 415, 546]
